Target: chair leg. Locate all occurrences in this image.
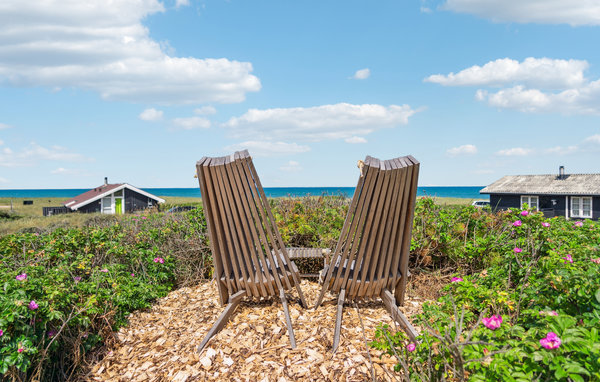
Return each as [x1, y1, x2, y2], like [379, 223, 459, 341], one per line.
[280, 289, 296, 349]
[382, 289, 418, 343]
[332, 289, 346, 353]
[197, 290, 246, 353]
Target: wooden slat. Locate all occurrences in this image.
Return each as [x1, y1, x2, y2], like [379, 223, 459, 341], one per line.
[280, 289, 296, 349]
[197, 290, 246, 353]
[332, 289, 345, 353]
[387, 157, 411, 293]
[382, 289, 418, 342]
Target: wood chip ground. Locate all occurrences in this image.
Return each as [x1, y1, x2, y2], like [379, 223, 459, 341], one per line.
[86, 280, 423, 381]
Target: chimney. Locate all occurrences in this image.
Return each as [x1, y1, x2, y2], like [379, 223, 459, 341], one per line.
[559, 166, 565, 179]
[104, 177, 108, 185]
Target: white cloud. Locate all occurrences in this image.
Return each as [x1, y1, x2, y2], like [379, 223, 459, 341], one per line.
[425, 58, 587, 89]
[50, 167, 83, 175]
[194, 106, 217, 115]
[443, 0, 600, 26]
[0, 139, 3, 145]
[351, 68, 371, 80]
[495, 147, 534, 156]
[0, 123, 12, 130]
[171, 116, 211, 130]
[583, 134, 600, 144]
[280, 160, 302, 172]
[0, 142, 88, 167]
[139, 108, 163, 121]
[471, 169, 494, 175]
[447, 144, 477, 156]
[0, 0, 260, 104]
[345, 136, 367, 144]
[223, 103, 418, 142]
[544, 146, 578, 155]
[224, 141, 310, 157]
[428, 57, 600, 114]
[175, 0, 190, 8]
[0, 176, 8, 183]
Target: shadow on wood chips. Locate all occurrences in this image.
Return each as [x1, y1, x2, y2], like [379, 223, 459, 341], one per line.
[84, 280, 424, 381]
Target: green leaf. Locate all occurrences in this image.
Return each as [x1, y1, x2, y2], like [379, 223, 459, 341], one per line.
[595, 289, 600, 304]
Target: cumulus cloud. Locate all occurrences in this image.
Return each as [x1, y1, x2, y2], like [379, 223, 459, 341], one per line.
[443, 0, 600, 26]
[194, 106, 217, 115]
[345, 136, 367, 144]
[0, 0, 260, 104]
[447, 144, 477, 156]
[223, 103, 418, 142]
[0, 142, 88, 167]
[175, 0, 190, 8]
[224, 141, 310, 157]
[428, 57, 600, 114]
[50, 167, 84, 175]
[139, 108, 164, 121]
[583, 134, 600, 144]
[0, 123, 12, 130]
[351, 68, 371, 80]
[426, 58, 587, 89]
[544, 146, 578, 155]
[171, 117, 211, 130]
[280, 160, 302, 172]
[495, 147, 534, 156]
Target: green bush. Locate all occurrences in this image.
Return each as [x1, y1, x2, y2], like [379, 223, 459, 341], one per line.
[372, 206, 600, 381]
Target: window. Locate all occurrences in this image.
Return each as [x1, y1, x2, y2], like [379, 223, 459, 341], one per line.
[571, 196, 592, 218]
[520, 195, 538, 209]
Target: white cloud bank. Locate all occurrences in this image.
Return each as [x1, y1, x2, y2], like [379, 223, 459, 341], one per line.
[352, 68, 371, 80]
[427, 57, 600, 114]
[172, 117, 211, 130]
[0, 123, 12, 130]
[495, 134, 600, 157]
[443, 0, 600, 26]
[0, 0, 260, 104]
[280, 160, 302, 172]
[224, 141, 310, 157]
[447, 144, 477, 156]
[139, 108, 164, 121]
[223, 103, 418, 142]
[0, 142, 87, 167]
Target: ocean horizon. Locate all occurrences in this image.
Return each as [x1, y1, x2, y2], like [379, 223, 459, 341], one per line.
[0, 186, 488, 200]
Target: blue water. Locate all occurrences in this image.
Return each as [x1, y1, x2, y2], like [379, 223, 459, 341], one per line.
[0, 186, 487, 199]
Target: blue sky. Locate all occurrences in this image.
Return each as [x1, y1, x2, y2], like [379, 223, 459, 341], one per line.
[1, 0, 599, 189]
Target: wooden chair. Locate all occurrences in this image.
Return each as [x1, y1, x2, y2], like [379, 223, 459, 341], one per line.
[314, 155, 420, 352]
[196, 150, 307, 352]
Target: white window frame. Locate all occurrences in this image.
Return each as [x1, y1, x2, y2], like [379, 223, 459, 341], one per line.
[571, 196, 592, 218]
[520, 195, 539, 210]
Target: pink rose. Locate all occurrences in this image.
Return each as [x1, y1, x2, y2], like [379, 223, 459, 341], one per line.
[513, 220, 522, 227]
[542, 222, 550, 228]
[16, 273, 27, 281]
[562, 254, 573, 264]
[540, 332, 561, 349]
[513, 247, 522, 253]
[407, 343, 416, 352]
[28, 300, 39, 310]
[521, 210, 529, 216]
[482, 314, 502, 330]
[451, 277, 463, 283]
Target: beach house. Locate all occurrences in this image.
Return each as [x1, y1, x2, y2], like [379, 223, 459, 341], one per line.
[480, 167, 600, 220]
[59, 178, 165, 215]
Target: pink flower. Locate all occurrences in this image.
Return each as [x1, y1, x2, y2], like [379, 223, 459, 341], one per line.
[562, 254, 573, 264]
[99, 269, 108, 273]
[407, 343, 416, 352]
[28, 300, 39, 310]
[513, 247, 522, 253]
[73, 276, 81, 282]
[542, 222, 550, 228]
[513, 220, 522, 227]
[0, 329, 3, 337]
[142, 216, 148, 220]
[16, 273, 27, 281]
[47, 330, 56, 338]
[153, 257, 165, 264]
[540, 332, 561, 349]
[451, 277, 463, 283]
[549, 310, 558, 316]
[17, 348, 24, 353]
[540, 310, 558, 316]
[574, 221, 583, 227]
[131, 273, 135, 277]
[591, 258, 600, 264]
[482, 314, 502, 330]
[521, 210, 529, 216]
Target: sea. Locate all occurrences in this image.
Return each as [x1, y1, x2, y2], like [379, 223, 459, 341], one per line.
[0, 186, 488, 200]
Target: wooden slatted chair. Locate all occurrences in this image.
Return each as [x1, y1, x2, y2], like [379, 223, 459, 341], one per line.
[314, 155, 420, 352]
[196, 150, 307, 352]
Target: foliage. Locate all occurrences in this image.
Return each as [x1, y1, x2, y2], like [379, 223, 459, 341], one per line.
[372, 203, 600, 381]
[0, 208, 211, 381]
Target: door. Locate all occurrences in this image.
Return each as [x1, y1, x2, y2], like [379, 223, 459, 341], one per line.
[115, 198, 123, 215]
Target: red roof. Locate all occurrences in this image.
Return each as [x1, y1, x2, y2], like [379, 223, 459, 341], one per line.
[63, 183, 123, 207]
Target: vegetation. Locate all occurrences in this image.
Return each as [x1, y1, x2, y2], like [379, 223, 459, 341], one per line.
[372, 201, 600, 381]
[1, 196, 597, 381]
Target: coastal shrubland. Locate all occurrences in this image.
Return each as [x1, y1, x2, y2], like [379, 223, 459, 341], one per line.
[1, 197, 598, 381]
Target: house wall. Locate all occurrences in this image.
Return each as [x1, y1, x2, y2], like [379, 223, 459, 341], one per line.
[78, 200, 101, 213]
[489, 194, 598, 220]
[124, 189, 156, 212]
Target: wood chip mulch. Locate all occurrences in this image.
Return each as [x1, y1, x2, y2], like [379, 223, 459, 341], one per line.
[86, 280, 423, 381]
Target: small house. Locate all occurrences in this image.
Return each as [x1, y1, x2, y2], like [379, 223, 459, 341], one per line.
[61, 178, 165, 215]
[480, 167, 600, 220]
